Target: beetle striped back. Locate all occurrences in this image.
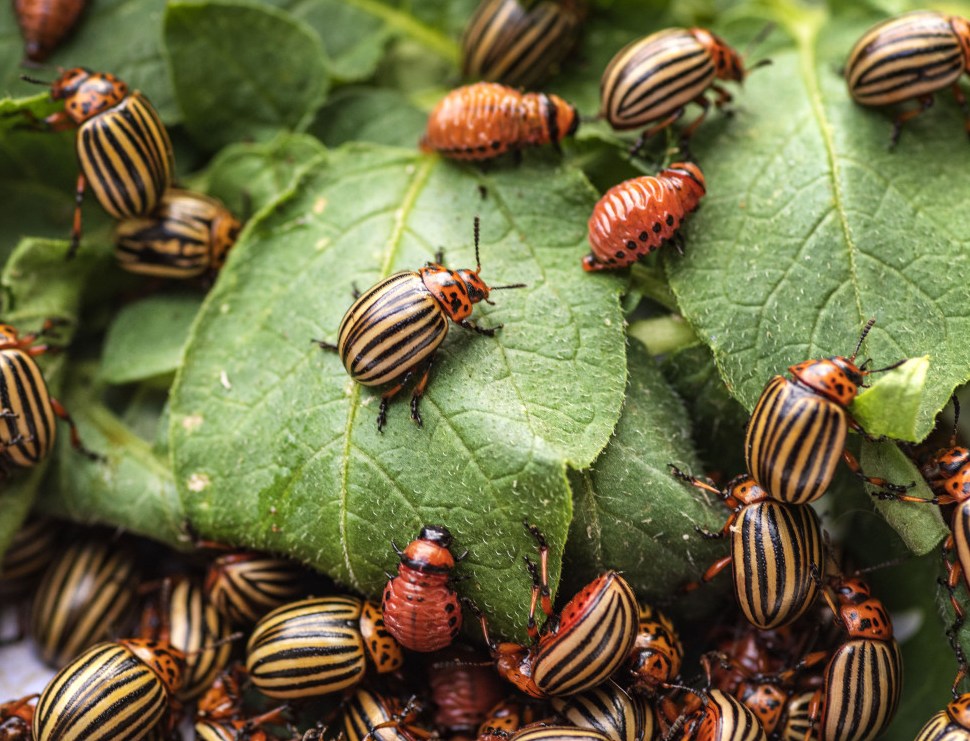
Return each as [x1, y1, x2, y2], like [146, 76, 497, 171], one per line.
[342, 689, 413, 741]
[600, 28, 716, 130]
[534, 572, 638, 696]
[732, 501, 821, 629]
[551, 681, 651, 741]
[33, 642, 168, 741]
[512, 727, 612, 741]
[845, 11, 967, 106]
[77, 91, 173, 221]
[745, 376, 848, 504]
[778, 693, 814, 741]
[0, 516, 57, 584]
[246, 597, 366, 699]
[168, 579, 233, 700]
[337, 271, 448, 387]
[693, 690, 768, 741]
[31, 540, 139, 668]
[952, 501, 970, 595]
[914, 709, 967, 741]
[820, 639, 902, 741]
[462, 0, 585, 88]
[114, 190, 239, 279]
[0, 347, 56, 468]
[206, 553, 305, 626]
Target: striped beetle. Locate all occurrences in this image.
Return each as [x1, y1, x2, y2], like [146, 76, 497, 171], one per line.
[915, 674, 970, 741]
[0, 517, 58, 598]
[167, 578, 234, 700]
[511, 728, 612, 741]
[0, 322, 97, 471]
[600, 27, 766, 149]
[342, 688, 426, 741]
[845, 10, 970, 148]
[194, 707, 288, 741]
[318, 217, 525, 432]
[245, 596, 403, 699]
[799, 577, 902, 741]
[12, 0, 87, 61]
[551, 680, 652, 741]
[744, 319, 912, 504]
[671, 468, 822, 630]
[420, 82, 579, 160]
[32, 639, 184, 741]
[382, 524, 466, 652]
[113, 189, 241, 279]
[582, 162, 706, 271]
[204, 549, 307, 626]
[21, 68, 173, 259]
[475, 521, 638, 697]
[668, 689, 767, 741]
[30, 538, 140, 668]
[461, 0, 587, 88]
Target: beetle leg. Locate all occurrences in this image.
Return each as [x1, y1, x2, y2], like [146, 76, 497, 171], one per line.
[679, 94, 712, 142]
[67, 171, 87, 260]
[711, 84, 734, 110]
[888, 94, 933, 149]
[631, 108, 684, 154]
[687, 554, 732, 590]
[409, 355, 436, 427]
[523, 521, 553, 620]
[314, 339, 338, 353]
[50, 397, 102, 461]
[458, 319, 501, 337]
[840, 449, 914, 494]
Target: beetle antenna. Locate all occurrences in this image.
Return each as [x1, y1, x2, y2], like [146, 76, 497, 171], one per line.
[473, 215, 481, 274]
[489, 283, 527, 290]
[19, 74, 52, 86]
[865, 358, 906, 375]
[849, 318, 877, 363]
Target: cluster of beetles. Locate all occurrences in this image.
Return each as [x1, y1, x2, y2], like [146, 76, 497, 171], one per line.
[4, 0, 970, 740]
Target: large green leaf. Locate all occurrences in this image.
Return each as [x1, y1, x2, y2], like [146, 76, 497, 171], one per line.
[164, 0, 331, 151]
[168, 143, 627, 639]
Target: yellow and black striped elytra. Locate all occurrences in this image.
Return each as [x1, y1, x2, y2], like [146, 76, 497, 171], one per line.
[322, 217, 523, 432]
[672, 470, 822, 630]
[914, 687, 970, 741]
[511, 727, 612, 741]
[30, 539, 140, 668]
[246, 596, 402, 699]
[113, 189, 241, 279]
[532, 571, 639, 695]
[599, 27, 750, 146]
[777, 693, 814, 741]
[674, 690, 768, 741]
[32, 640, 180, 741]
[461, 0, 587, 88]
[845, 10, 970, 148]
[550, 681, 652, 741]
[342, 688, 418, 741]
[22, 68, 173, 259]
[0, 516, 58, 593]
[815, 638, 902, 741]
[167, 578, 234, 700]
[205, 551, 306, 626]
[745, 375, 847, 505]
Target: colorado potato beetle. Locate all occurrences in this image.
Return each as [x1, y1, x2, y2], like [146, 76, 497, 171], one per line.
[0, 322, 97, 471]
[342, 688, 426, 741]
[204, 549, 307, 626]
[914, 659, 970, 741]
[113, 189, 241, 279]
[476, 522, 638, 697]
[0, 517, 58, 598]
[167, 578, 234, 700]
[582, 162, 706, 271]
[0, 696, 36, 741]
[799, 577, 902, 741]
[671, 468, 822, 630]
[382, 524, 466, 652]
[600, 27, 765, 147]
[319, 217, 525, 432]
[668, 689, 768, 741]
[744, 319, 912, 504]
[461, 0, 587, 88]
[420, 82, 578, 160]
[511, 727, 612, 741]
[32, 639, 184, 741]
[551, 681, 652, 741]
[13, 0, 88, 61]
[245, 596, 403, 699]
[21, 68, 173, 259]
[845, 10, 970, 148]
[30, 538, 140, 667]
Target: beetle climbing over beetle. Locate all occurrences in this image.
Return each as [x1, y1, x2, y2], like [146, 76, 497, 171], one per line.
[317, 217, 525, 432]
